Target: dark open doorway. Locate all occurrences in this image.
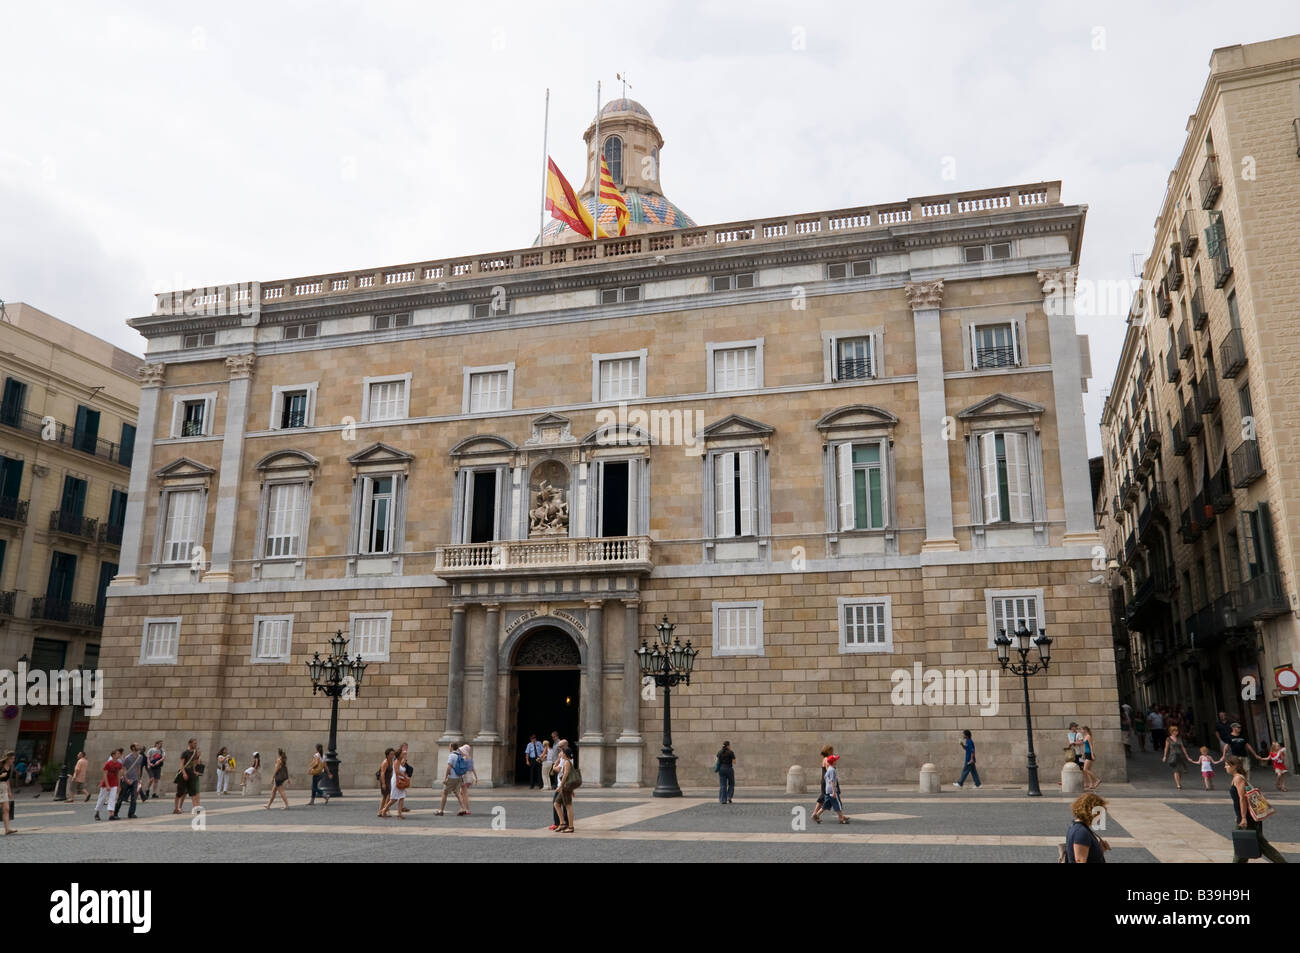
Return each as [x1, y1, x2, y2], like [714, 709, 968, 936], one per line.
[508, 626, 581, 785]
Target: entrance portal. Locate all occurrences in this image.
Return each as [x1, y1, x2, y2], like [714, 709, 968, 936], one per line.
[508, 627, 581, 785]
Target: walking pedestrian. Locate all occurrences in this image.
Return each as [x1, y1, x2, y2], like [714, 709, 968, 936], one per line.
[436, 742, 469, 816]
[144, 740, 164, 801]
[524, 734, 544, 789]
[1062, 792, 1110, 863]
[241, 752, 261, 794]
[1134, 707, 1147, 752]
[1264, 742, 1288, 792]
[1, 751, 15, 834]
[552, 743, 578, 832]
[173, 739, 202, 814]
[1080, 726, 1100, 791]
[716, 741, 736, 804]
[1120, 706, 1134, 758]
[1191, 746, 1224, 790]
[1214, 711, 1234, 747]
[1222, 724, 1262, 782]
[812, 744, 834, 823]
[214, 747, 230, 796]
[1147, 708, 1165, 753]
[1066, 722, 1083, 767]
[547, 731, 561, 790]
[377, 747, 395, 817]
[94, 748, 123, 821]
[457, 744, 476, 814]
[538, 739, 552, 791]
[112, 744, 143, 819]
[1226, 756, 1287, 863]
[308, 743, 332, 805]
[71, 751, 89, 801]
[1162, 725, 1191, 790]
[953, 729, 981, 788]
[389, 749, 410, 819]
[266, 749, 290, 809]
[822, 754, 848, 823]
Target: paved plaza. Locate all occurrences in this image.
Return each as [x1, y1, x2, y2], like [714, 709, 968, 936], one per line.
[4, 752, 1295, 863]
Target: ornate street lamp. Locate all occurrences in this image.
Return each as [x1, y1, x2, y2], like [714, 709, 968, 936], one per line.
[994, 625, 1052, 797]
[637, 615, 698, 798]
[305, 630, 369, 798]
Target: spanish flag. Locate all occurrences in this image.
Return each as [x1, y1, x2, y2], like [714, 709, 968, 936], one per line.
[599, 155, 629, 236]
[545, 158, 612, 239]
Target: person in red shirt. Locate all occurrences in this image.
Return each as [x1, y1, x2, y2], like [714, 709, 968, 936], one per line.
[93, 749, 123, 821]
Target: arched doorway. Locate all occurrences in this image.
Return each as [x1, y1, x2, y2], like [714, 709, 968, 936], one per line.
[507, 626, 581, 784]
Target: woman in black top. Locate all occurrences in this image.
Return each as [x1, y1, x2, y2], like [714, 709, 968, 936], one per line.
[1226, 756, 1286, 863]
[716, 741, 736, 804]
[1065, 792, 1110, 863]
[266, 749, 290, 810]
[1, 750, 15, 834]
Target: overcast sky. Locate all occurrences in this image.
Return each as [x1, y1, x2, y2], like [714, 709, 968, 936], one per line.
[2, 2, 1297, 454]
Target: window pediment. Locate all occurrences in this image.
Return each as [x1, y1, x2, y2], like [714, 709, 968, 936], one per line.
[154, 457, 216, 486]
[701, 414, 774, 447]
[956, 394, 1044, 433]
[525, 414, 575, 447]
[448, 434, 517, 460]
[816, 405, 898, 441]
[580, 423, 653, 449]
[348, 442, 414, 476]
[254, 449, 320, 477]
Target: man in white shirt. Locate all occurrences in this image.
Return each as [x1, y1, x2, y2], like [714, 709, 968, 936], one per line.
[524, 734, 544, 789]
[1147, 708, 1165, 752]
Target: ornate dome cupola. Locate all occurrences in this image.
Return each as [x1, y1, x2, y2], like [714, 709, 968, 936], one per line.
[539, 98, 695, 244]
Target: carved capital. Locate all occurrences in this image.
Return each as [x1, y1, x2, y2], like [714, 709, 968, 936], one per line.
[138, 363, 167, 387]
[903, 279, 944, 311]
[1037, 267, 1078, 297]
[225, 353, 256, 380]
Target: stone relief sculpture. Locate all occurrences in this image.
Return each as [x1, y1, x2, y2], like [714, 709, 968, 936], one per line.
[529, 480, 569, 535]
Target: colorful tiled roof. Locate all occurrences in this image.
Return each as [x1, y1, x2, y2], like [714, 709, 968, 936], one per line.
[600, 98, 652, 119]
[538, 190, 696, 243]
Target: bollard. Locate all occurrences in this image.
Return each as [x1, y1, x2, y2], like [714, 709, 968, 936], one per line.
[1061, 761, 1084, 794]
[786, 764, 806, 795]
[919, 762, 940, 794]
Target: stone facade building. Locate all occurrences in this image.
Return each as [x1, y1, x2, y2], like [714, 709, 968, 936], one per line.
[88, 100, 1116, 788]
[1098, 35, 1300, 757]
[0, 303, 141, 767]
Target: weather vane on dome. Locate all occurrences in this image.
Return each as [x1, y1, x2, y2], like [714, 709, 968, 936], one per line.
[616, 72, 632, 100]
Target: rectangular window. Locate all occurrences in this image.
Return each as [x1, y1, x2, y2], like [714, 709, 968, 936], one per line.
[372, 312, 411, 330]
[181, 400, 206, 436]
[980, 431, 1031, 523]
[713, 602, 763, 656]
[1, 378, 28, 426]
[964, 243, 1012, 262]
[350, 612, 391, 661]
[359, 476, 395, 554]
[282, 322, 319, 340]
[60, 476, 87, 520]
[836, 442, 886, 530]
[835, 336, 874, 381]
[74, 405, 100, 454]
[252, 616, 293, 663]
[0, 456, 22, 503]
[713, 450, 757, 538]
[598, 459, 639, 537]
[971, 323, 1019, 369]
[598, 357, 641, 401]
[119, 423, 136, 468]
[987, 590, 1042, 647]
[713, 347, 759, 392]
[365, 377, 408, 421]
[827, 260, 873, 279]
[468, 371, 509, 413]
[600, 286, 641, 304]
[472, 300, 511, 318]
[140, 618, 180, 664]
[264, 483, 304, 558]
[710, 273, 756, 292]
[182, 332, 216, 349]
[1238, 381, 1253, 419]
[163, 490, 201, 563]
[840, 598, 893, 653]
[107, 488, 128, 529]
[280, 391, 309, 429]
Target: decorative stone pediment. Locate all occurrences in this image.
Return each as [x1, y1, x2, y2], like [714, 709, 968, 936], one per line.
[580, 423, 653, 448]
[154, 457, 216, 488]
[956, 394, 1045, 433]
[702, 414, 774, 441]
[255, 449, 320, 476]
[525, 413, 575, 447]
[348, 442, 414, 474]
[815, 405, 899, 440]
[448, 434, 517, 458]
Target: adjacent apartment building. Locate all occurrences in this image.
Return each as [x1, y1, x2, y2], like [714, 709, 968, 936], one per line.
[88, 99, 1114, 787]
[0, 303, 141, 767]
[1098, 34, 1300, 759]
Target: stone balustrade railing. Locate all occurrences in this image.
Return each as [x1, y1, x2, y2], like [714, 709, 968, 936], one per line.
[433, 535, 653, 576]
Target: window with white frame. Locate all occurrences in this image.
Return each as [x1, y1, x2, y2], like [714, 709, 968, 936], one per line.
[139, 617, 180, 664]
[963, 242, 1012, 263]
[600, 285, 641, 304]
[827, 260, 873, 279]
[251, 615, 293, 663]
[985, 589, 1043, 647]
[835, 441, 888, 530]
[835, 336, 875, 381]
[350, 612, 392, 661]
[271, 384, 316, 430]
[263, 482, 306, 558]
[472, 300, 511, 318]
[970, 322, 1020, 369]
[363, 374, 410, 422]
[358, 475, 395, 554]
[709, 342, 762, 392]
[282, 321, 319, 340]
[372, 312, 411, 330]
[593, 350, 645, 402]
[713, 449, 758, 538]
[710, 273, 756, 292]
[839, 597, 892, 653]
[467, 369, 510, 413]
[978, 431, 1032, 523]
[171, 394, 215, 438]
[713, 602, 763, 656]
[162, 489, 202, 563]
[182, 331, 216, 349]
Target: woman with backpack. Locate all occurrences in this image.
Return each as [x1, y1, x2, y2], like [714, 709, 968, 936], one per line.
[308, 743, 332, 805]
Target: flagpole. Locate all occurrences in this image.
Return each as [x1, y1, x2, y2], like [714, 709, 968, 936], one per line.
[539, 88, 550, 247]
[593, 80, 602, 241]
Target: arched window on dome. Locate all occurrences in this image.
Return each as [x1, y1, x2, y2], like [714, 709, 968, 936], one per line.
[603, 136, 623, 187]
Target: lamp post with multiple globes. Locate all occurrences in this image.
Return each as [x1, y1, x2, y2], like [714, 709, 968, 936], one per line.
[993, 624, 1052, 797]
[305, 631, 368, 798]
[636, 615, 698, 798]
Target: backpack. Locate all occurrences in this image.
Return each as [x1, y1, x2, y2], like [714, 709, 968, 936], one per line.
[563, 763, 583, 790]
[453, 754, 469, 777]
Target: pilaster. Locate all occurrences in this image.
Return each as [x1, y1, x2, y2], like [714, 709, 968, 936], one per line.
[905, 280, 960, 552]
[111, 363, 164, 586]
[206, 354, 255, 581]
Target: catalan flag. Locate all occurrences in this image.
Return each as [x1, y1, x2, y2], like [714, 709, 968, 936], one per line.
[599, 154, 629, 236]
[545, 157, 594, 238]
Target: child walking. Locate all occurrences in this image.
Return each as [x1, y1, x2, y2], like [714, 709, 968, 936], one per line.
[1190, 746, 1223, 790]
[1265, 743, 1288, 792]
[822, 754, 849, 824]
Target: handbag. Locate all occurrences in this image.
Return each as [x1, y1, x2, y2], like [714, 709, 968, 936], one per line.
[713, 759, 720, 774]
[395, 774, 410, 790]
[1244, 785, 1276, 822]
[309, 759, 324, 776]
[562, 763, 583, 790]
[1232, 828, 1262, 859]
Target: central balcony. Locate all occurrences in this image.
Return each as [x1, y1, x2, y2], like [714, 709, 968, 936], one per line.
[30, 598, 100, 628]
[434, 535, 653, 578]
[0, 496, 29, 524]
[49, 510, 99, 540]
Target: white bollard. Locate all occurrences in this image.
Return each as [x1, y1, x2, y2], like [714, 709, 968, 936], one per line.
[919, 762, 940, 794]
[1061, 761, 1084, 794]
[786, 764, 806, 795]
